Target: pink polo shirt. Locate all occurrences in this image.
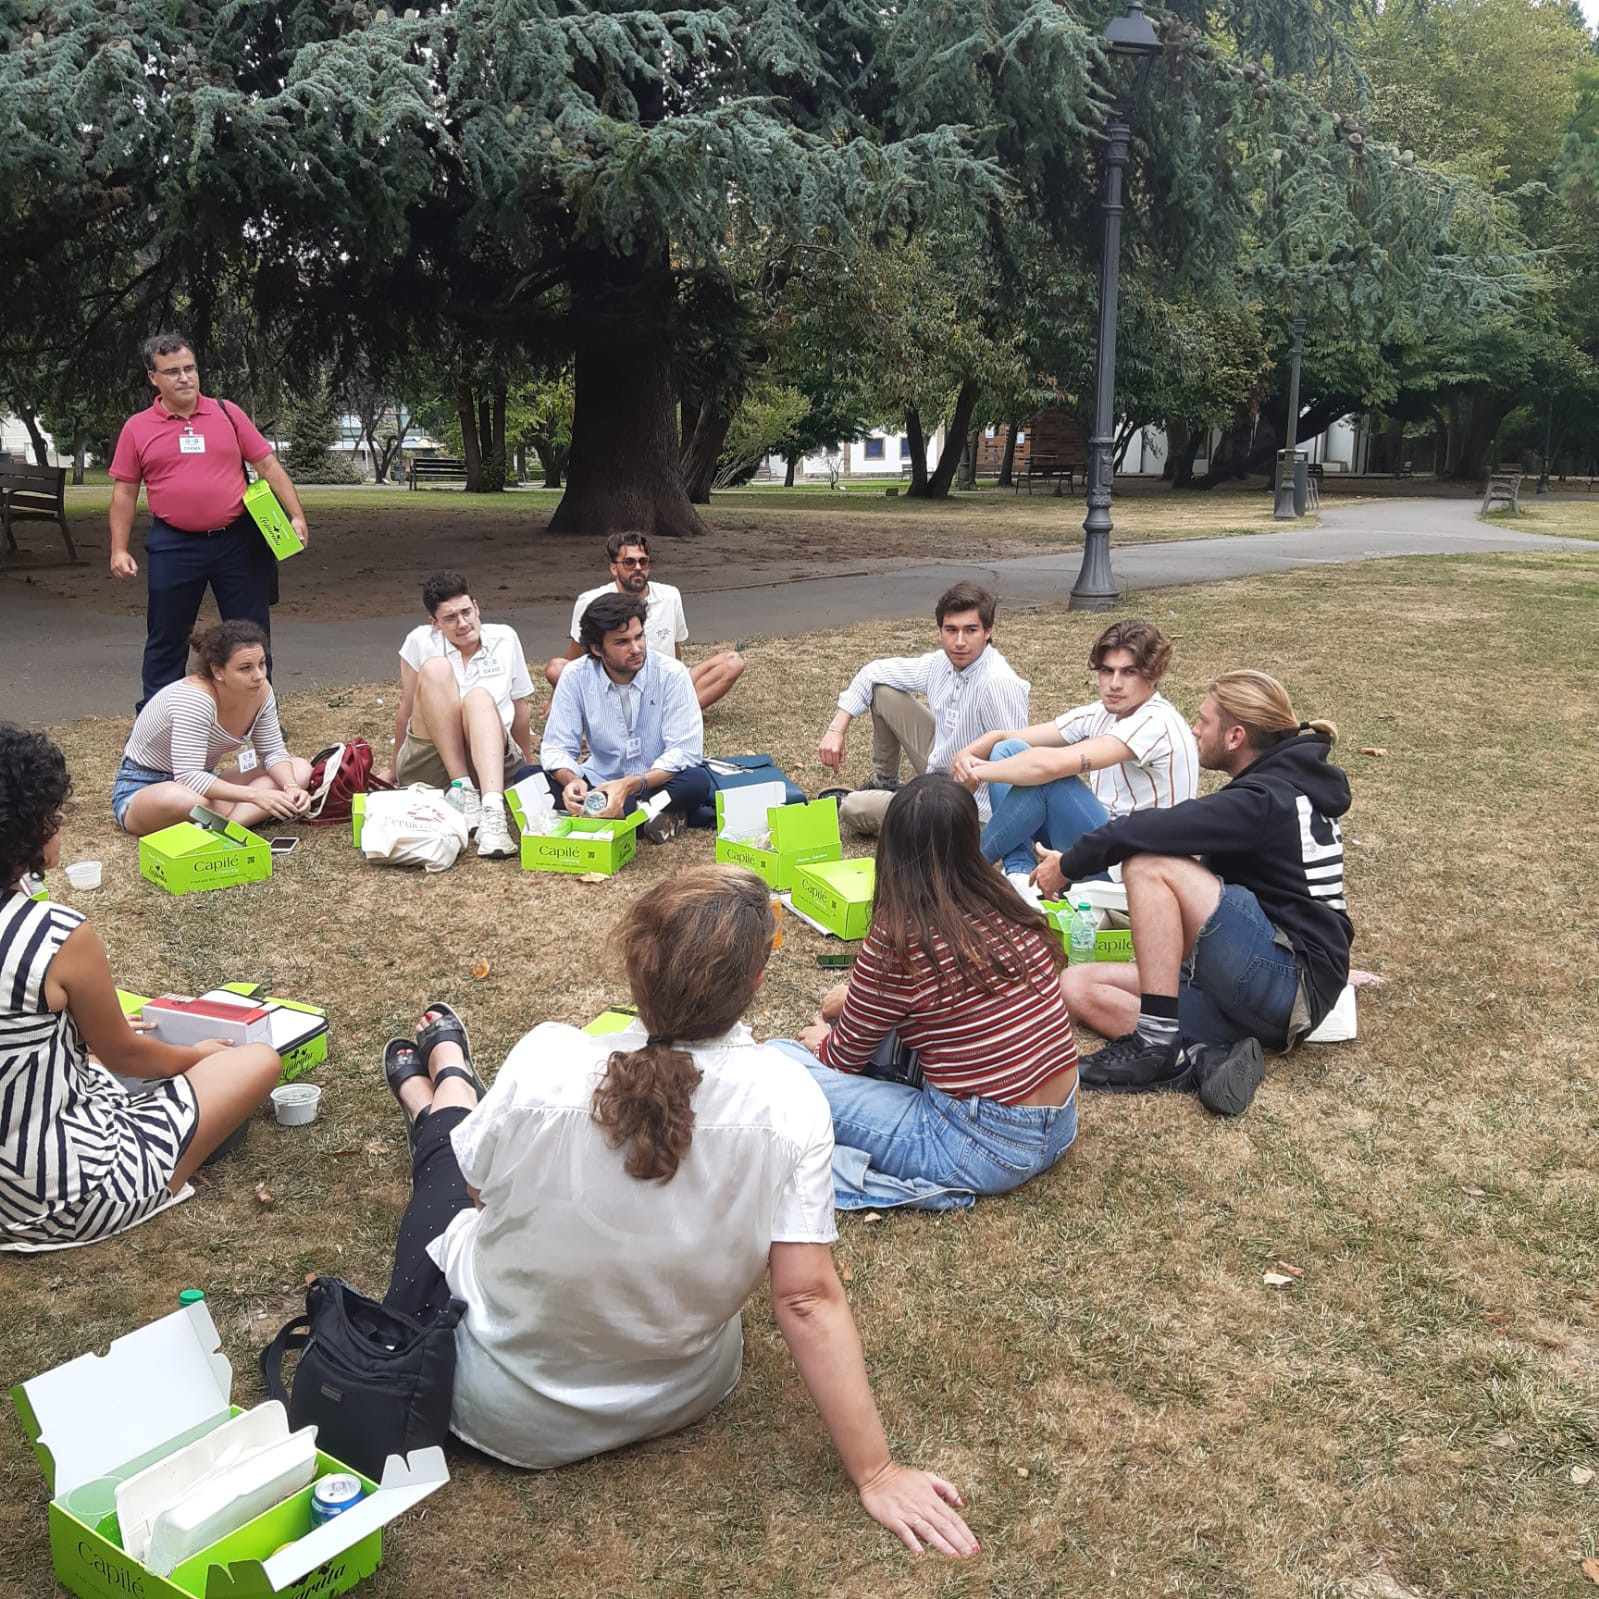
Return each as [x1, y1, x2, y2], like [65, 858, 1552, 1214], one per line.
[109, 395, 272, 532]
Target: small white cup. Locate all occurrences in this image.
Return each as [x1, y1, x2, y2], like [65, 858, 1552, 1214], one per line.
[270, 1083, 322, 1126]
[64, 860, 103, 891]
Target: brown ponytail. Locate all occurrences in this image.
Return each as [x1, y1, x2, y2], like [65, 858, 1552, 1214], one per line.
[591, 864, 775, 1183]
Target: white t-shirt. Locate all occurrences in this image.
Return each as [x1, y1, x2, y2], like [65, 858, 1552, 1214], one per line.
[399, 622, 534, 734]
[429, 1019, 838, 1470]
[1054, 691, 1199, 817]
[570, 581, 689, 659]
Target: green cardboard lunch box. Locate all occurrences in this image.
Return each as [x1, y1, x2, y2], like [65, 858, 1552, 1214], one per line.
[713, 784, 842, 891]
[1042, 900, 1135, 962]
[583, 1006, 640, 1038]
[791, 857, 875, 941]
[243, 479, 302, 562]
[505, 789, 644, 875]
[140, 812, 271, 896]
[114, 986, 329, 1084]
[11, 1300, 447, 1599]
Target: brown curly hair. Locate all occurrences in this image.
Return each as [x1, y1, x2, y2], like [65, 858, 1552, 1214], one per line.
[592, 865, 775, 1183]
[1088, 618, 1173, 685]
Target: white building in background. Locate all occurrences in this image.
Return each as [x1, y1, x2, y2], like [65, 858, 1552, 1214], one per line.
[0, 415, 64, 466]
[761, 422, 948, 483]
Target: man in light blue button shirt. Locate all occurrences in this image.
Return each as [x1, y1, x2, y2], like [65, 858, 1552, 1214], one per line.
[540, 592, 714, 844]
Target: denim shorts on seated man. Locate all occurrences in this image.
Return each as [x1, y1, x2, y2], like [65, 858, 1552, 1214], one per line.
[111, 757, 176, 829]
[1179, 882, 1306, 1052]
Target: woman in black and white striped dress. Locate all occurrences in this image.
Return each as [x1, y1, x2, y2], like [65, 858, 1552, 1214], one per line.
[0, 726, 281, 1251]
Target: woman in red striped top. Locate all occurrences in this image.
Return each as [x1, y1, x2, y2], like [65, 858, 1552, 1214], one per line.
[792, 775, 1079, 1203]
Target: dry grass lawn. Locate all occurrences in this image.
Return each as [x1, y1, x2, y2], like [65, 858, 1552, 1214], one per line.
[3, 549, 1598, 1598]
[1484, 495, 1599, 541]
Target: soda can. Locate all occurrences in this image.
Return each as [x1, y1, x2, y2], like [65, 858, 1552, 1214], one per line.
[310, 1473, 365, 1527]
[582, 789, 609, 816]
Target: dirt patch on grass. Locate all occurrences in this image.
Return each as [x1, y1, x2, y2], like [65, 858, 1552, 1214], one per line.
[4, 550, 1597, 1597]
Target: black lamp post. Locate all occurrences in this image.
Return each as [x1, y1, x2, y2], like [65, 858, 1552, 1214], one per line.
[1273, 313, 1306, 520]
[1070, 0, 1164, 611]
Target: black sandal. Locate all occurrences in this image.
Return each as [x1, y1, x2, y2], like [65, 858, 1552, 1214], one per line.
[383, 1038, 432, 1150]
[415, 1001, 488, 1100]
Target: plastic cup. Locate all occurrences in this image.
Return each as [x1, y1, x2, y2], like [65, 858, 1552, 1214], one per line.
[64, 860, 102, 890]
[270, 1083, 322, 1126]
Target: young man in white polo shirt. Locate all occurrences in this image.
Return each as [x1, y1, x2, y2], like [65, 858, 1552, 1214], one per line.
[953, 618, 1197, 897]
[543, 532, 744, 711]
[385, 570, 535, 859]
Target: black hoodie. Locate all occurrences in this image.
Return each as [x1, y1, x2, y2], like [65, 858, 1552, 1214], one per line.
[1055, 734, 1354, 1027]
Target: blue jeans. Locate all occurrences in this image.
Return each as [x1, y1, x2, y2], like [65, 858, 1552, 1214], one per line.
[780, 1046, 1078, 1199]
[1180, 884, 1303, 1050]
[980, 739, 1110, 875]
[141, 515, 275, 710]
[111, 757, 176, 829]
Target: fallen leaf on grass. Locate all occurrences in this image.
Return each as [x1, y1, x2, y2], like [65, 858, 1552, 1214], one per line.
[254, 1182, 275, 1207]
[1490, 1431, 1515, 1449]
[1358, 746, 1388, 757]
[1348, 968, 1385, 988]
[1460, 1185, 1486, 1198]
[839, 1265, 854, 1283]
[1015, 1467, 1030, 1479]
[1262, 1271, 1294, 1287]
[861, 1211, 882, 1223]
[1582, 1556, 1599, 1584]
[470, 958, 492, 980]
[365, 1139, 390, 1157]
[1572, 1465, 1595, 1486]
[1274, 1260, 1304, 1278]
[578, 872, 609, 885]
[1476, 993, 1497, 1011]
[329, 1149, 358, 1159]
[304, 1272, 317, 1285]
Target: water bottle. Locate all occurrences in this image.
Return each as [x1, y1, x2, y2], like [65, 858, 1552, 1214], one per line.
[1067, 900, 1098, 965]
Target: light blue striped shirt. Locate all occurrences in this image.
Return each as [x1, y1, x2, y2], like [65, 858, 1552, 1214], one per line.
[540, 651, 703, 781]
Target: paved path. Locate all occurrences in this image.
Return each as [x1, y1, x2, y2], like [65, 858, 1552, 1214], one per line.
[3, 496, 1591, 723]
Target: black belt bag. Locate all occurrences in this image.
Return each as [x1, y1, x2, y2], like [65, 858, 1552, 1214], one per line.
[259, 1276, 463, 1480]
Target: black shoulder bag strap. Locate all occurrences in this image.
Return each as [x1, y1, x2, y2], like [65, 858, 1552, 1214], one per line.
[216, 398, 255, 487]
[258, 1314, 313, 1405]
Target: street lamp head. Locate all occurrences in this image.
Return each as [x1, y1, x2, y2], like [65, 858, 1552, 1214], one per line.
[1104, 0, 1163, 58]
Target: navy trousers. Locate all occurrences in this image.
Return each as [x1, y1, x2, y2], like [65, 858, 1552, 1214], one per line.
[139, 514, 276, 710]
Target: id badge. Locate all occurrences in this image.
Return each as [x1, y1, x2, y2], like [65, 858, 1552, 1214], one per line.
[624, 736, 642, 760]
[179, 432, 206, 455]
[237, 748, 258, 773]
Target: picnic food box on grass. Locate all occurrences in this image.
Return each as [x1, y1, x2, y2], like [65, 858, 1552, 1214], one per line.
[243, 480, 302, 562]
[791, 858, 875, 941]
[1042, 880, 1136, 962]
[116, 986, 329, 1084]
[713, 783, 842, 891]
[504, 785, 644, 876]
[141, 809, 270, 896]
[11, 1299, 448, 1599]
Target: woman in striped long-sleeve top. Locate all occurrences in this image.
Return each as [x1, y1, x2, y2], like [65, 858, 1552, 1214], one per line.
[112, 619, 312, 836]
[794, 774, 1079, 1200]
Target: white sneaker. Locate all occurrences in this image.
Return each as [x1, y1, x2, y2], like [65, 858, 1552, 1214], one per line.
[476, 806, 517, 859]
[447, 778, 482, 835]
[1007, 870, 1043, 909]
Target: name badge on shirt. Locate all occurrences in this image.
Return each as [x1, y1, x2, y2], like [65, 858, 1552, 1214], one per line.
[237, 748, 258, 773]
[624, 736, 642, 760]
[178, 432, 207, 454]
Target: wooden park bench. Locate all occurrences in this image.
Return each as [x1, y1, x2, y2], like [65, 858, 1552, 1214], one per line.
[0, 460, 78, 565]
[1014, 454, 1086, 496]
[1480, 470, 1523, 516]
[406, 455, 470, 489]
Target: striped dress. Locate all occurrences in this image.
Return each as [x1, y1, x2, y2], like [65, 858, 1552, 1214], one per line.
[0, 892, 199, 1251]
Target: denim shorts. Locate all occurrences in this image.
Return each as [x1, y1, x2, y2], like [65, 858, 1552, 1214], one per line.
[1180, 883, 1304, 1050]
[111, 757, 175, 828]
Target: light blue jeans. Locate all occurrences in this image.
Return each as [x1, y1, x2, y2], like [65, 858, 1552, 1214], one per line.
[772, 1040, 1078, 1202]
[980, 738, 1110, 875]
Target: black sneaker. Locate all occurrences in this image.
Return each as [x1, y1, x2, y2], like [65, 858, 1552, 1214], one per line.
[1189, 1036, 1266, 1117]
[1078, 1032, 1195, 1093]
[863, 773, 902, 792]
[638, 809, 685, 846]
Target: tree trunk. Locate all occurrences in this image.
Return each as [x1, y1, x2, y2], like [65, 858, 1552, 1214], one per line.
[71, 430, 87, 486]
[1189, 396, 1357, 489]
[531, 434, 567, 489]
[549, 341, 707, 537]
[1169, 425, 1204, 489]
[1454, 387, 1503, 482]
[902, 407, 929, 496]
[514, 442, 527, 484]
[19, 407, 51, 468]
[909, 381, 981, 500]
[997, 419, 1019, 487]
[784, 452, 798, 488]
[456, 379, 483, 492]
[485, 382, 507, 491]
[681, 400, 733, 504]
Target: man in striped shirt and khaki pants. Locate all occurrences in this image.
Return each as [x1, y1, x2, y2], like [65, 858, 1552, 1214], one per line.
[818, 582, 1030, 837]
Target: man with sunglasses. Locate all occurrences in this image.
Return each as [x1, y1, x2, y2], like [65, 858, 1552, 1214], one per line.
[544, 533, 744, 711]
[108, 332, 309, 710]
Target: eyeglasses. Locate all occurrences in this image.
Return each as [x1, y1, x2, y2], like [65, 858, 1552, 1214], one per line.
[616, 556, 650, 568]
[155, 364, 198, 379]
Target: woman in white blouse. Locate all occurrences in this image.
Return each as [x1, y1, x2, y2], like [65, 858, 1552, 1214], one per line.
[378, 864, 979, 1559]
[112, 619, 311, 836]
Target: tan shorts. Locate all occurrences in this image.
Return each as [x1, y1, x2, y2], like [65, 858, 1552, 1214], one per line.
[395, 726, 523, 789]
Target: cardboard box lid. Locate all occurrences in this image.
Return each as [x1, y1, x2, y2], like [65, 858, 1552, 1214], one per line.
[797, 857, 875, 898]
[143, 820, 262, 859]
[714, 781, 787, 838]
[771, 794, 839, 849]
[15, 1301, 233, 1497]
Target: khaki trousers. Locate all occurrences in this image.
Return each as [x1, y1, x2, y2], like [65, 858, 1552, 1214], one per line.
[838, 685, 935, 836]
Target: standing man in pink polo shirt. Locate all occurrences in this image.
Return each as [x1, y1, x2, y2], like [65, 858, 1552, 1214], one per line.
[109, 332, 309, 709]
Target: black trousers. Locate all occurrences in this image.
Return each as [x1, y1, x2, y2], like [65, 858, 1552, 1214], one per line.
[383, 1105, 475, 1324]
